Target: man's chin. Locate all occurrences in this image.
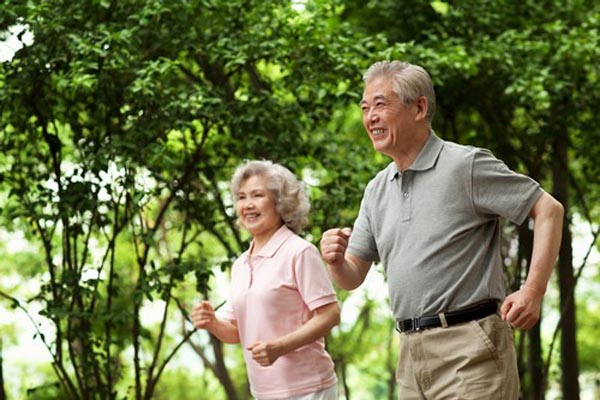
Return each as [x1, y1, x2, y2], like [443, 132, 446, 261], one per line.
[372, 143, 391, 155]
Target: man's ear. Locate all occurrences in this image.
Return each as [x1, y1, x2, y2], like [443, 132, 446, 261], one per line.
[415, 96, 429, 121]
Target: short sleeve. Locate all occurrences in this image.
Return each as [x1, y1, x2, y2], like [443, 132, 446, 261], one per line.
[347, 185, 380, 262]
[472, 149, 544, 225]
[293, 245, 338, 311]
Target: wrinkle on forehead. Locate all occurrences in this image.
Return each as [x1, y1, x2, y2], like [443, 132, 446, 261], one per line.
[360, 93, 389, 105]
[361, 78, 397, 104]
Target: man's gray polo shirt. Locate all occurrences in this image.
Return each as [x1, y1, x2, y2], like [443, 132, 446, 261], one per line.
[348, 131, 543, 320]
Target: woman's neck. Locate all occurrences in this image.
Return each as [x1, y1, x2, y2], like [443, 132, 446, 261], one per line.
[250, 224, 284, 255]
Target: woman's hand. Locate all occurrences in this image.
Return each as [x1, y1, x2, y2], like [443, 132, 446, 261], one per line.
[191, 300, 217, 331]
[247, 340, 284, 366]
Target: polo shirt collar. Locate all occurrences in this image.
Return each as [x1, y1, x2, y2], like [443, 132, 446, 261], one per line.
[249, 224, 293, 258]
[388, 130, 444, 180]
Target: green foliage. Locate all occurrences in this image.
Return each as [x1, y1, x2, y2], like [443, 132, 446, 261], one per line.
[25, 382, 66, 400]
[577, 291, 600, 372]
[2, 0, 600, 398]
[152, 368, 225, 400]
[0, 0, 376, 398]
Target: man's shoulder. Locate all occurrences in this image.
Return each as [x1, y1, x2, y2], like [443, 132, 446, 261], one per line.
[441, 139, 480, 156]
[439, 140, 494, 166]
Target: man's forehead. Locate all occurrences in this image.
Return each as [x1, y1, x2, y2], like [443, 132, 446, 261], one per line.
[360, 91, 394, 104]
[361, 78, 395, 102]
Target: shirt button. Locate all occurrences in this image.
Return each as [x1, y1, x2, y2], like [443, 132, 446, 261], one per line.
[403, 192, 409, 198]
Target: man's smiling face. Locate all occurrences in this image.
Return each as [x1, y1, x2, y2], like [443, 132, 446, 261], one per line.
[360, 76, 420, 158]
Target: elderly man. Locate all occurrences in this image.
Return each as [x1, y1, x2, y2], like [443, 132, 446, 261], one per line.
[320, 60, 564, 399]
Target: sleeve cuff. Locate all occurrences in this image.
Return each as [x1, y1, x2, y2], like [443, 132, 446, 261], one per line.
[305, 294, 338, 311]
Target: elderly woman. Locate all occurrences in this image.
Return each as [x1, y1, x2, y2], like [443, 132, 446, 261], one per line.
[191, 160, 340, 400]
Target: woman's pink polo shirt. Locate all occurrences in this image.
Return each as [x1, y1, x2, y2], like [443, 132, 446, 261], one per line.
[219, 225, 338, 399]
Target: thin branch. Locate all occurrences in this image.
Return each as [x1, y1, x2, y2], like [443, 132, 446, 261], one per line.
[0, 291, 78, 397]
[542, 224, 599, 386]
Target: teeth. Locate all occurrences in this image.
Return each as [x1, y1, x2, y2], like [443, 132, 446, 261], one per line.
[372, 129, 384, 135]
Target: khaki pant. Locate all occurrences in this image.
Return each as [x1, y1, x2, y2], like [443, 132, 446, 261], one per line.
[396, 313, 519, 399]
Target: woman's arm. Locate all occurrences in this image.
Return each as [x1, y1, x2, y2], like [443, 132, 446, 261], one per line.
[247, 301, 341, 366]
[191, 300, 240, 344]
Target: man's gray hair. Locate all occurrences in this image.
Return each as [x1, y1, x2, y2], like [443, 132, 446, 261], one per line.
[363, 60, 436, 123]
[230, 160, 309, 234]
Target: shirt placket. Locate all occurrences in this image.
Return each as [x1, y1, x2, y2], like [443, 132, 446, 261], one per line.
[247, 255, 255, 288]
[400, 171, 412, 222]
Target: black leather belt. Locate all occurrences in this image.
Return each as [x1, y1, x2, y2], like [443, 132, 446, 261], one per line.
[395, 300, 498, 333]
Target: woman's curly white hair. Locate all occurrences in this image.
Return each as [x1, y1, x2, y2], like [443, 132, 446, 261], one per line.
[230, 160, 310, 234]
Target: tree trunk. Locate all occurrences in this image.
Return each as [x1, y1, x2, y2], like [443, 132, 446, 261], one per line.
[529, 322, 544, 399]
[187, 331, 242, 399]
[553, 133, 580, 399]
[340, 360, 350, 400]
[0, 340, 6, 400]
[209, 334, 240, 400]
[518, 224, 544, 399]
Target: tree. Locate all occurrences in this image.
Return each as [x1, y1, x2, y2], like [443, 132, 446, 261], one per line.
[3, 1, 599, 398]
[0, 0, 377, 398]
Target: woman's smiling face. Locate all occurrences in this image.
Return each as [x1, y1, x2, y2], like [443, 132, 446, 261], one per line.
[235, 174, 283, 240]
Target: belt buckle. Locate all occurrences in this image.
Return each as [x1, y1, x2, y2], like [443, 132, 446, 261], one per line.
[397, 317, 421, 333]
[404, 317, 420, 333]
[412, 317, 420, 332]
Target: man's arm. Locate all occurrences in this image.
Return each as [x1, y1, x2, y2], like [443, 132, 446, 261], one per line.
[501, 192, 564, 329]
[320, 227, 372, 290]
[523, 192, 565, 294]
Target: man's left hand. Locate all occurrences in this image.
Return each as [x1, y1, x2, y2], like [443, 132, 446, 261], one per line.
[500, 286, 545, 330]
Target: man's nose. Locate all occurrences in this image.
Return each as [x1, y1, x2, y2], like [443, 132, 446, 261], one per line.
[368, 108, 379, 122]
